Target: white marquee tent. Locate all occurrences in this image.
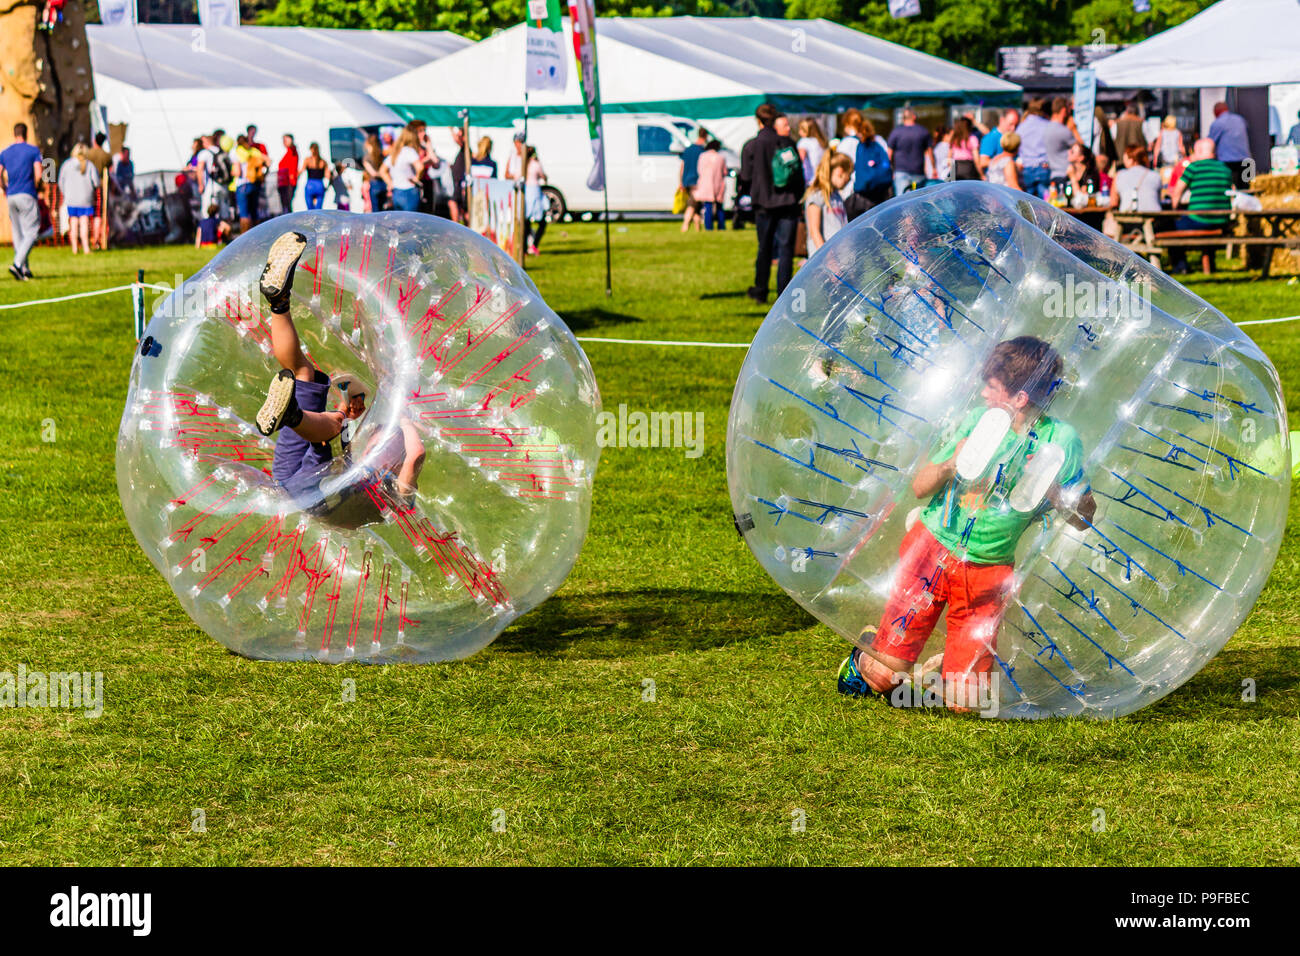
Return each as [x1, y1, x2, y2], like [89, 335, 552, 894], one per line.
[89, 24, 471, 172]
[370, 16, 1022, 151]
[1092, 0, 1300, 88]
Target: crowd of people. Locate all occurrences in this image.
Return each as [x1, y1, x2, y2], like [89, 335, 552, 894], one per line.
[1, 117, 555, 278]
[180, 120, 552, 255]
[724, 95, 1264, 298]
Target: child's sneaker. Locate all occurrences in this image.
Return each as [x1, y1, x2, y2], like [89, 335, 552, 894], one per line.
[836, 650, 876, 699]
[259, 231, 307, 313]
[256, 368, 302, 435]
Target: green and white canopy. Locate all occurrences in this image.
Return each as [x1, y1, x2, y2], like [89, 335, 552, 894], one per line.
[370, 15, 1022, 129]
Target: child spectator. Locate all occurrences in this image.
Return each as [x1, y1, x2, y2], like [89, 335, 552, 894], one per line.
[195, 202, 232, 248]
[803, 150, 851, 254]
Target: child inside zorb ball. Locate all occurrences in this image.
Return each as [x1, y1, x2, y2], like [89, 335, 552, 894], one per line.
[837, 336, 1098, 711]
[253, 231, 427, 517]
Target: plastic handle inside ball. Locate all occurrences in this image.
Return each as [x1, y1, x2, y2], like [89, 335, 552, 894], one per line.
[1009, 442, 1066, 513]
[956, 408, 1012, 481]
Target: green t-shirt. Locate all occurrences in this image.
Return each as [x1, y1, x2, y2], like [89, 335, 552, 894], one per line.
[920, 407, 1086, 565]
[1179, 159, 1234, 227]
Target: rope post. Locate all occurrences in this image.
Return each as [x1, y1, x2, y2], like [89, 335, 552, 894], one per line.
[132, 268, 146, 341]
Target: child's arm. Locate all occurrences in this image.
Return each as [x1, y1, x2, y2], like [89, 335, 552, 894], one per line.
[1048, 484, 1096, 531]
[911, 440, 963, 498]
[194, 226, 202, 248]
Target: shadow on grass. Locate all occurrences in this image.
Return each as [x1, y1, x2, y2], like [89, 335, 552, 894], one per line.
[495, 588, 814, 658]
[559, 308, 643, 331]
[698, 290, 751, 300]
[1129, 644, 1300, 722]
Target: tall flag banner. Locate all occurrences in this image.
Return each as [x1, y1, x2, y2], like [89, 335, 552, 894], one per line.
[98, 0, 136, 26]
[525, 0, 567, 91]
[1074, 68, 1097, 147]
[888, 0, 921, 18]
[568, 0, 605, 191]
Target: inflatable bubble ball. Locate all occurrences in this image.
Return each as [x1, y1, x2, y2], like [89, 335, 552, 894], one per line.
[117, 212, 601, 663]
[727, 182, 1288, 718]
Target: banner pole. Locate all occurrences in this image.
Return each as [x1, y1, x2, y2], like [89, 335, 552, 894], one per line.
[602, 187, 611, 296]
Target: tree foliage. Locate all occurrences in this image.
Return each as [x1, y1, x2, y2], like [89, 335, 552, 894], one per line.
[88, 0, 1218, 73]
[253, 1, 758, 38]
[786, 0, 1219, 73]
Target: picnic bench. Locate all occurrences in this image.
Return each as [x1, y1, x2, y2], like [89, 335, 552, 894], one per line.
[1113, 209, 1300, 278]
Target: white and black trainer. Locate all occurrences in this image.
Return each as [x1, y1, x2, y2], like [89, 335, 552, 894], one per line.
[255, 368, 302, 436]
[259, 231, 307, 313]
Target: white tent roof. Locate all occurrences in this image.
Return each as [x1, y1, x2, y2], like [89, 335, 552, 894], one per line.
[1093, 0, 1300, 88]
[88, 24, 471, 92]
[96, 78, 405, 171]
[369, 16, 1020, 125]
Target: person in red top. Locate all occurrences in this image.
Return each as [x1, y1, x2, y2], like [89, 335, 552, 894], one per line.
[277, 134, 299, 214]
[247, 125, 268, 156]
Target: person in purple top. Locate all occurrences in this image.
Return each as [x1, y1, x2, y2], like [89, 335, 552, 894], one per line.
[1208, 102, 1253, 189]
[0, 123, 45, 281]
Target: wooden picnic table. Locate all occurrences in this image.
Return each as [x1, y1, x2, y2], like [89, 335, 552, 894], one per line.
[1113, 209, 1300, 277]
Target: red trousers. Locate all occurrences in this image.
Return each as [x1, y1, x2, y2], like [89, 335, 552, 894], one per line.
[871, 522, 1013, 677]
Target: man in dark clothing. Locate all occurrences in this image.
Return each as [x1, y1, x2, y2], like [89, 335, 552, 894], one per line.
[740, 103, 805, 304]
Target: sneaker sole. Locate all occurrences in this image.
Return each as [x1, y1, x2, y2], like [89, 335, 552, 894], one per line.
[259, 231, 307, 302]
[256, 371, 297, 436]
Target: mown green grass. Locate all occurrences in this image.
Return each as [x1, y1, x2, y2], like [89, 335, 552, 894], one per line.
[1, 222, 1297, 865]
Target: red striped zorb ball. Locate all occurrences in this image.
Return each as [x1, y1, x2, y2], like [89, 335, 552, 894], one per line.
[726, 182, 1288, 718]
[116, 212, 601, 662]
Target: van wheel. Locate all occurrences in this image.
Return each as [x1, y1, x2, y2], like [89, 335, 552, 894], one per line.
[542, 186, 566, 223]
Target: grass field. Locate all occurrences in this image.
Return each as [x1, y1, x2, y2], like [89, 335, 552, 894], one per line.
[2, 221, 1298, 866]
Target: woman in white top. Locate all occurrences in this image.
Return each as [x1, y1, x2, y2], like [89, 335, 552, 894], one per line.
[804, 150, 853, 255]
[1109, 145, 1163, 213]
[384, 127, 424, 212]
[524, 147, 549, 255]
[985, 132, 1022, 190]
[59, 143, 100, 254]
[797, 118, 828, 185]
[1149, 116, 1186, 172]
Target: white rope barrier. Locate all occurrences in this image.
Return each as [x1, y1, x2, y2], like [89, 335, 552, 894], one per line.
[576, 336, 750, 349]
[3, 279, 1295, 339]
[0, 282, 172, 311]
[1238, 314, 1300, 327]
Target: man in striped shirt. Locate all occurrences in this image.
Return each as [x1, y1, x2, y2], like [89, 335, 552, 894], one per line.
[1167, 138, 1234, 274]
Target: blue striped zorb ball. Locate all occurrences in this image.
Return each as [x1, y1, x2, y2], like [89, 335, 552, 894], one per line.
[727, 182, 1288, 718]
[117, 212, 601, 663]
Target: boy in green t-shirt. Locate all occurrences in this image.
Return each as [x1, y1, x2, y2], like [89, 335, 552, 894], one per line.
[838, 336, 1096, 711]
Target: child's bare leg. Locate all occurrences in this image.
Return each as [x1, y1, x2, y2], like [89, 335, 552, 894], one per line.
[293, 409, 343, 443]
[394, 421, 426, 491]
[256, 232, 329, 438]
[856, 646, 911, 694]
[269, 308, 314, 381]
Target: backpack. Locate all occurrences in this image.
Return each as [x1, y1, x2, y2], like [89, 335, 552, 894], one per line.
[771, 143, 801, 191]
[210, 149, 233, 187]
[854, 138, 892, 193]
